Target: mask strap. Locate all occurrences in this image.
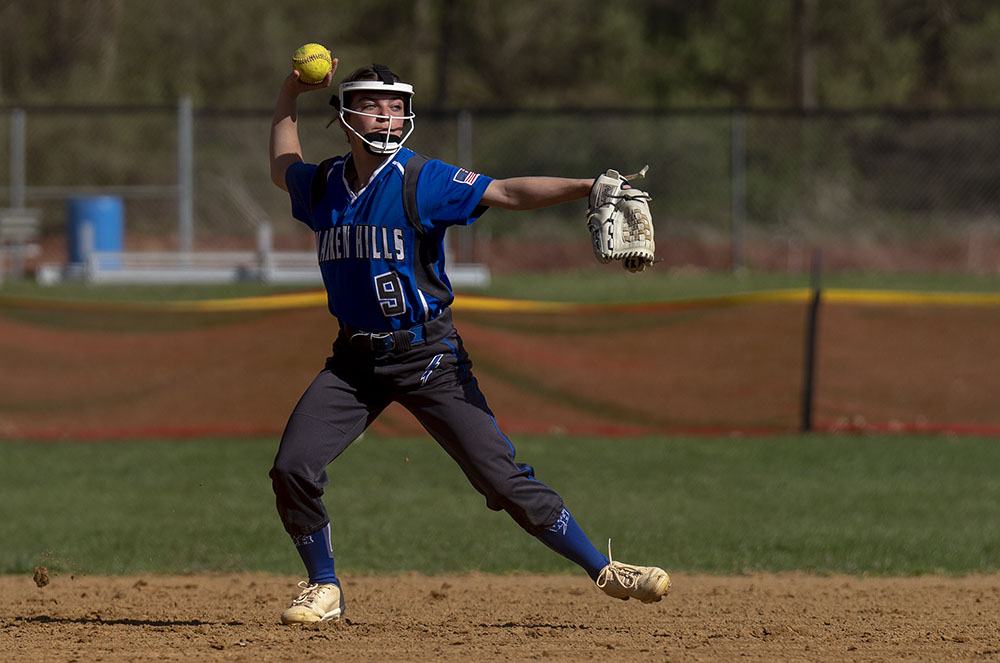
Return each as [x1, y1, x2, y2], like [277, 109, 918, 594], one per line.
[372, 63, 395, 85]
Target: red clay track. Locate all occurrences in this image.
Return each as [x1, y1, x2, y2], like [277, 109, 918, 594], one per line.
[1, 295, 999, 439]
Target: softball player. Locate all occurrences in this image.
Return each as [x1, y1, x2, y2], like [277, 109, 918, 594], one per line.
[268, 60, 670, 624]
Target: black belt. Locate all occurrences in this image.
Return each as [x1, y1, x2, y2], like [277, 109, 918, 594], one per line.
[344, 323, 426, 355]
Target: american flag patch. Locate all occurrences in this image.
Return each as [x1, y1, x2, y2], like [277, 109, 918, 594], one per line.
[453, 168, 480, 185]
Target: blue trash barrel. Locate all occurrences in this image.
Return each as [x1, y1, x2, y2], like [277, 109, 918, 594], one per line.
[67, 196, 124, 268]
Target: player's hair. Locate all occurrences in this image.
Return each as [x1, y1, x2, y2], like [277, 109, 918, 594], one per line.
[346, 64, 402, 84]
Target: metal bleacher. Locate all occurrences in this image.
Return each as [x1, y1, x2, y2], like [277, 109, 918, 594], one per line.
[0, 208, 42, 284]
[49, 222, 490, 287]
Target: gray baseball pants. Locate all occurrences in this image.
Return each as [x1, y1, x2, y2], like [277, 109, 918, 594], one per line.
[269, 315, 565, 538]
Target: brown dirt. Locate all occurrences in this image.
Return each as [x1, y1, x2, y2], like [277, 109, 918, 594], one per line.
[2, 572, 999, 662]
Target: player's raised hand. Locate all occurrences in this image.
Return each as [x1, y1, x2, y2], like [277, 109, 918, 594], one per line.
[283, 64, 336, 97]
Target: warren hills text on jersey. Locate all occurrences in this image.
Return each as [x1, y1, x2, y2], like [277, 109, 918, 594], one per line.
[316, 224, 407, 263]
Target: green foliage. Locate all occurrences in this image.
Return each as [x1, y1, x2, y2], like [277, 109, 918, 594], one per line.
[7, 3, 1000, 256]
[1, 434, 999, 577]
[5, 1, 1000, 109]
[672, 0, 796, 106]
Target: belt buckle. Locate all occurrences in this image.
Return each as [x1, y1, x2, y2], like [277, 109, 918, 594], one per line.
[370, 332, 394, 354]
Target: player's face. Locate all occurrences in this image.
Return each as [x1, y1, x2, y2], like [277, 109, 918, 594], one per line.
[346, 93, 407, 136]
[339, 87, 415, 156]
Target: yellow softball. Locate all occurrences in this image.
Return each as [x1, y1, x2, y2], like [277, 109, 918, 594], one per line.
[291, 43, 332, 84]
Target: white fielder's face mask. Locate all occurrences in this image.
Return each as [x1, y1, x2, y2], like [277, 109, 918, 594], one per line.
[338, 80, 416, 155]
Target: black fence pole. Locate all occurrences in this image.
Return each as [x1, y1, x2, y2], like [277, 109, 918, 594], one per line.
[800, 249, 823, 432]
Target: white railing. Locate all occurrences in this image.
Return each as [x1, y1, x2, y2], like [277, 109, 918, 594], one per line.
[59, 221, 318, 285]
[55, 221, 490, 287]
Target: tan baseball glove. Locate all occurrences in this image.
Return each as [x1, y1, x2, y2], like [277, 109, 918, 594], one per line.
[587, 166, 656, 272]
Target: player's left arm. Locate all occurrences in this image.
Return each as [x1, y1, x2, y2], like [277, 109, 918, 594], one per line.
[480, 177, 595, 211]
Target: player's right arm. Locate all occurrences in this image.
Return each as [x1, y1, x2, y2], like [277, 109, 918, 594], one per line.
[269, 68, 336, 191]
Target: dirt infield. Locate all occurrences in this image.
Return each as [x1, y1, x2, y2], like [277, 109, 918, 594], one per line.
[3, 572, 998, 662]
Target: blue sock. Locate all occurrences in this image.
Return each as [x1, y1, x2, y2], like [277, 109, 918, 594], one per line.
[536, 507, 610, 581]
[292, 523, 339, 586]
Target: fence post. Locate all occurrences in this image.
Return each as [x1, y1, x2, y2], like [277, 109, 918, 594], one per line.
[10, 108, 27, 208]
[178, 97, 194, 260]
[730, 109, 747, 273]
[80, 221, 97, 282]
[800, 248, 823, 432]
[257, 221, 274, 282]
[458, 109, 473, 166]
[455, 110, 474, 263]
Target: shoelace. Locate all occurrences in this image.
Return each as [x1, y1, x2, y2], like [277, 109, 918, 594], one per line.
[605, 189, 653, 204]
[291, 581, 331, 608]
[593, 165, 652, 209]
[596, 539, 641, 590]
[622, 165, 649, 182]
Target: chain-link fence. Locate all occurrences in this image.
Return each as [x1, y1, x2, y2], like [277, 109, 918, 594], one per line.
[3, 105, 1000, 277]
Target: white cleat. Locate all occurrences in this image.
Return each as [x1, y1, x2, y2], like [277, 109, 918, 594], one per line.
[280, 581, 345, 624]
[596, 540, 671, 603]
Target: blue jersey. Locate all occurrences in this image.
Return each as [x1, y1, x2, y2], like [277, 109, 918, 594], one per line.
[285, 147, 493, 331]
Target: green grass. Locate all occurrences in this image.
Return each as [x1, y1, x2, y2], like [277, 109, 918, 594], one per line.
[0, 280, 309, 303]
[2, 434, 999, 577]
[2, 269, 998, 305]
[478, 269, 1000, 303]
